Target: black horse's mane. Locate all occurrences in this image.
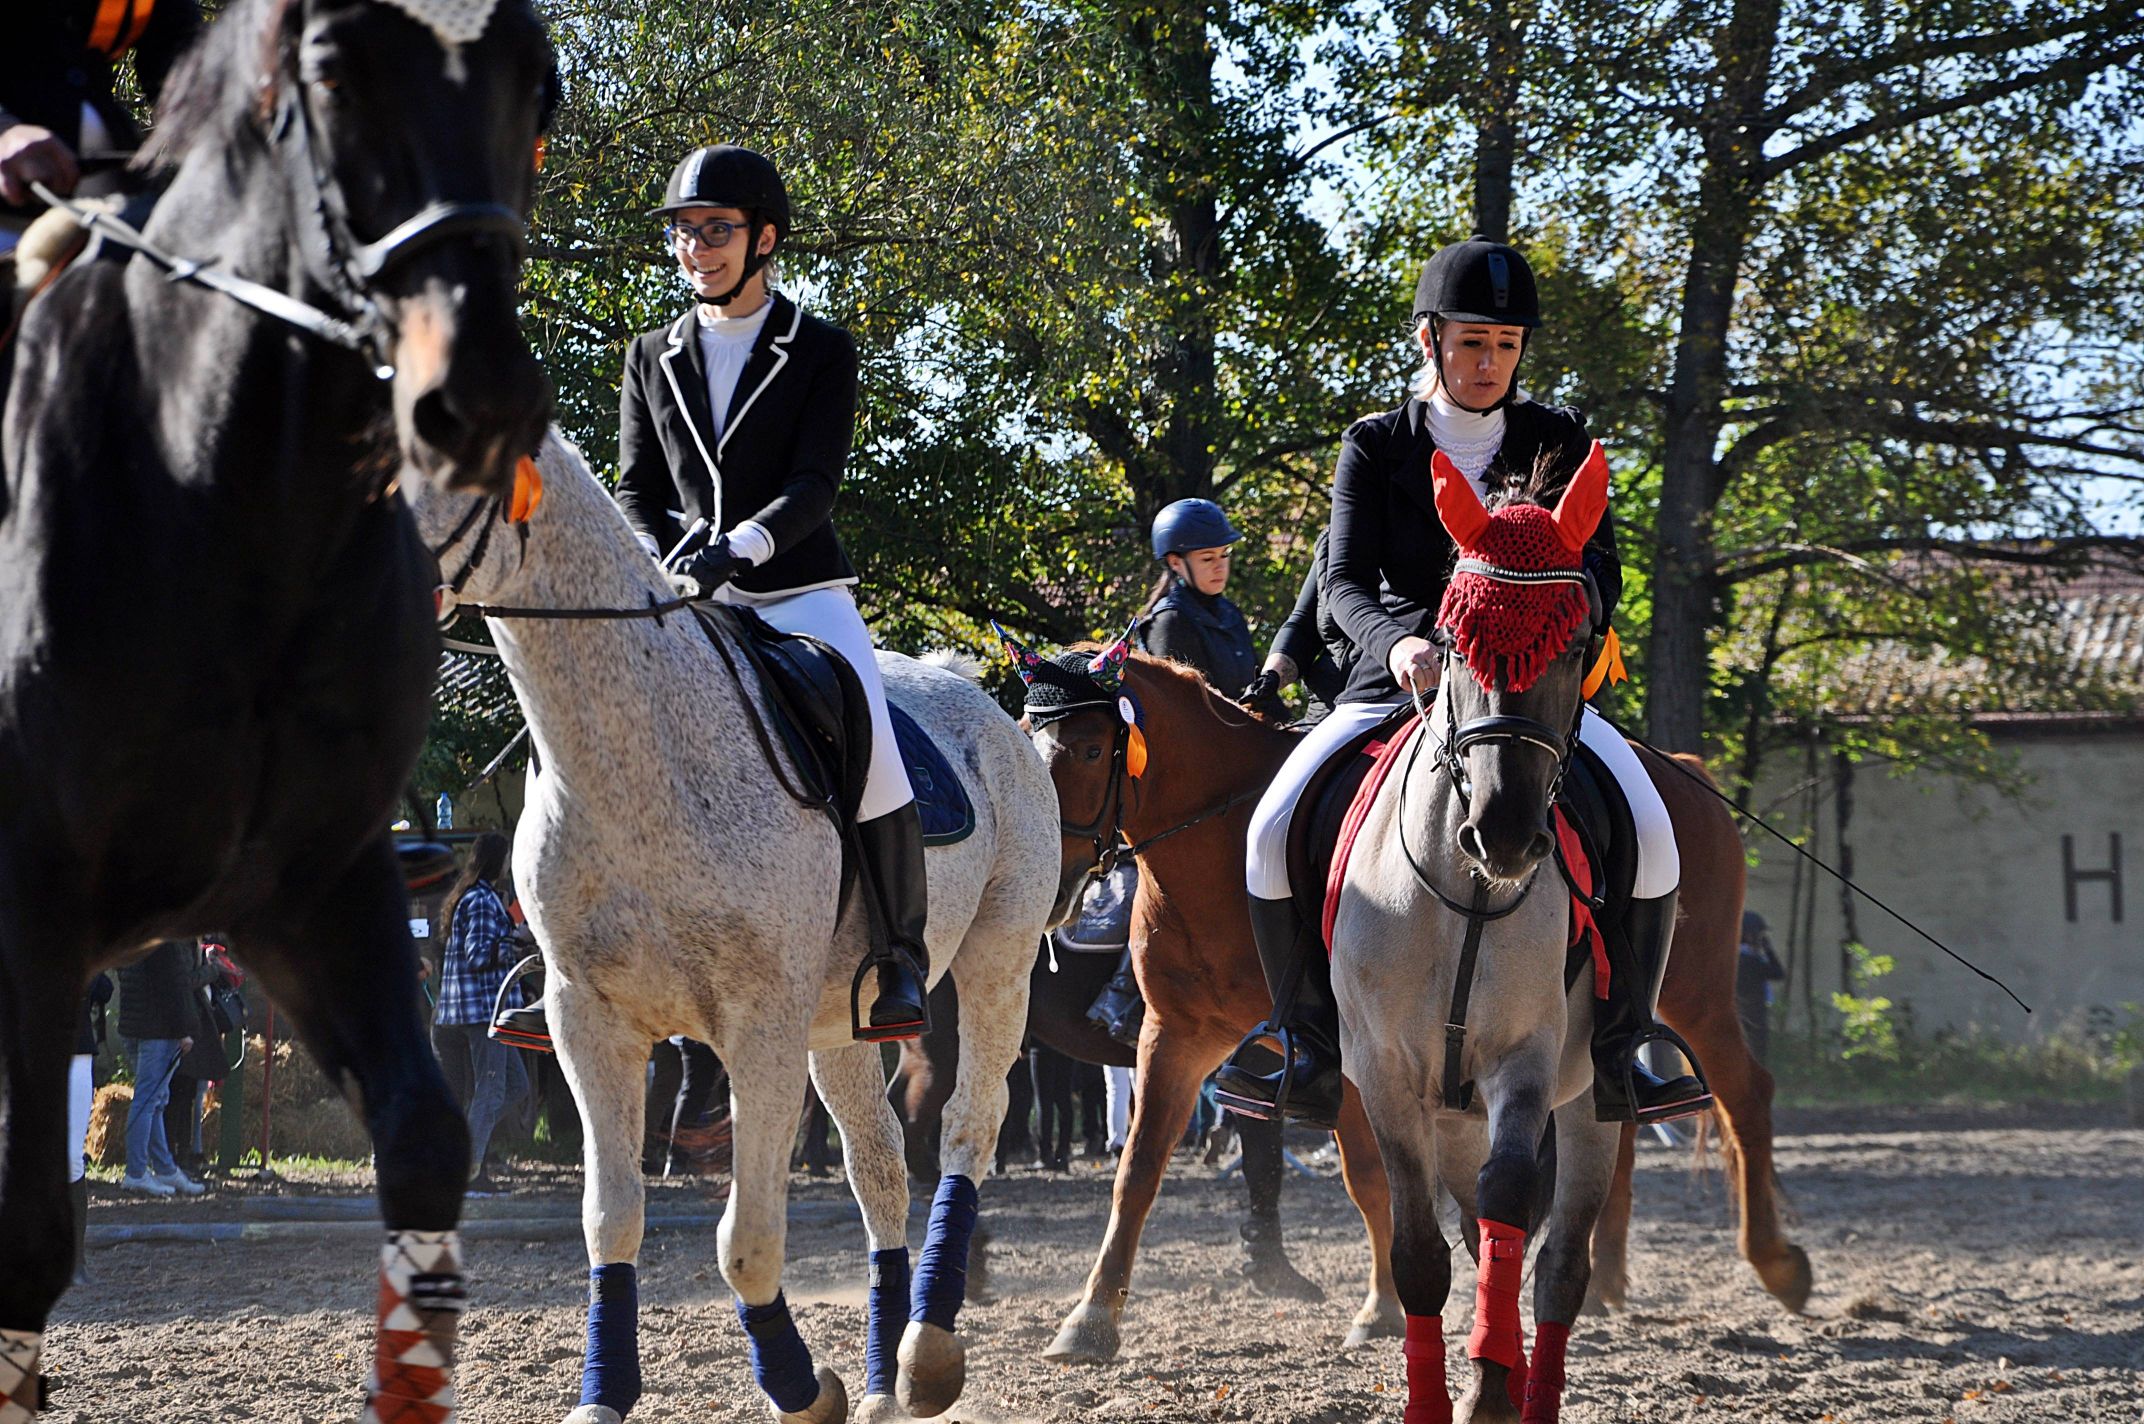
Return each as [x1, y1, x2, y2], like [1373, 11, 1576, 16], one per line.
[1485, 447, 1579, 514]
[138, 0, 296, 172]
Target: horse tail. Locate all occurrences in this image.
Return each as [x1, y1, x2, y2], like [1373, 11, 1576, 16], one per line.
[919, 649, 988, 683]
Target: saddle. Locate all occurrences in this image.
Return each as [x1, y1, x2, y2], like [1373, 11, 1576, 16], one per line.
[1286, 708, 1639, 992]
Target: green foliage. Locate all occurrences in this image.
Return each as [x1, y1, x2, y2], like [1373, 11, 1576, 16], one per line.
[1830, 941, 1900, 1062]
[1773, 1003, 2144, 1107]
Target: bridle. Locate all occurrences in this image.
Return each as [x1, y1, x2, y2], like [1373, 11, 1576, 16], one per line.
[1035, 699, 1259, 886]
[30, 16, 532, 377]
[1394, 563, 1595, 919]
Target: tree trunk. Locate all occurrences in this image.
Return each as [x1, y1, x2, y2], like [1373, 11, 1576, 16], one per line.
[1470, 0, 1524, 242]
[1643, 0, 1783, 752]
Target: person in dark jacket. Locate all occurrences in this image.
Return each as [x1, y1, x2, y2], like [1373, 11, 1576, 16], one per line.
[613, 144, 926, 1041]
[0, 0, 201, 212]
[1213, 236, 1712, 1130]
[117, 938, 206, 1196]
[163, 938, 239, 1176]
[1242, 526, 1350, 726]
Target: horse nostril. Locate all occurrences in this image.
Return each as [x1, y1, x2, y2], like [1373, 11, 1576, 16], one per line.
[1457, 823, 1487, 866]
[411, 386, 471, 460]
[1528, 830, 1555, 864]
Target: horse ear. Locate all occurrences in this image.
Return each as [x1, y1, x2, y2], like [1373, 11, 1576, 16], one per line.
[1549, 441, 1610, 553]
[1431, 450, 1492, 549]
[1087, 619, 1137, 691]
[991, 620, 1045, 685]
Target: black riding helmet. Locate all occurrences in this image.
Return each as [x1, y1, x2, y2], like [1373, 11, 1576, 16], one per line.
[651, 145, 791, 307]
[1413, 236, 1541, 413]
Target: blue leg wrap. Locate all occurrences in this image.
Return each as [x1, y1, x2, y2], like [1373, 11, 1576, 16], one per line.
[737, 1291, 819, 1415]
[864, 1246, 911, 1398]
[910, 1174, 979, 1332]
[579, 1262, 642, 1415]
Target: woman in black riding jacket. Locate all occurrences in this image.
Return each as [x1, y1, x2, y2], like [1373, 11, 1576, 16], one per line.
[1211, 236, 1713, 1131]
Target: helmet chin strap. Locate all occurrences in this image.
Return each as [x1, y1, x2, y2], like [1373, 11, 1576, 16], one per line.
[695, 218, 771, 308]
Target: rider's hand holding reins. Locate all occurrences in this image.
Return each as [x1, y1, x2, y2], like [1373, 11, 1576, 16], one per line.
[0, 125, 80, 207]
[1388, 635, 1440, 695]
[667, 536, 740, 600]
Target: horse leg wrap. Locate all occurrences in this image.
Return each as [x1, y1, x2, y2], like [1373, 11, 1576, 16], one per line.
[363, 1230, 464, 1424]
[1467, 1217, 1528, 1408]
[1400, 1314, 1451, 1424]
[0, 1329, 42, 1423]
[737, 1292, 819, 1415]
[865, 1247, 911, 1398]
[579, 1263, 642, 1416]
[1520, 1321, 1570, 1424]
[910, 1174, 978, 1332]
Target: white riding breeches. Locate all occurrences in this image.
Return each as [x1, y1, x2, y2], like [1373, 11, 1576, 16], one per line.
[1576, 705, 1679, 899]
[1244, 695, 1679, 902]
[718, 584, 914, 822]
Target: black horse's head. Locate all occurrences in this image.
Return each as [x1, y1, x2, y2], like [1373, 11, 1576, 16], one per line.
[149, 0, 558, 493]
[1430, 443, 1609, 883]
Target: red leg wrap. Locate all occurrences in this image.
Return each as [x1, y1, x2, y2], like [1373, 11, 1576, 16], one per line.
[1469, 1217, 1529, 1408]
[1401, 1314, 1452, 1424]
[1521, 1321, 1570, 1424]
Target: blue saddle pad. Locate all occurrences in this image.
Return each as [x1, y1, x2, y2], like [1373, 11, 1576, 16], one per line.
[890, 700, 975, 846]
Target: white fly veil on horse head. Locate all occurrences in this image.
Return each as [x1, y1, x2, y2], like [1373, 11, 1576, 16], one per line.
[375, 0, 502, 45]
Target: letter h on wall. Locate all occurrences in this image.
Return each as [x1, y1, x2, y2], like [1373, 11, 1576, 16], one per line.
[2061, 833, 2123, 923]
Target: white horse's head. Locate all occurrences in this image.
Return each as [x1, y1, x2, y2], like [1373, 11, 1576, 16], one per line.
[1430, 442, 1609, 882]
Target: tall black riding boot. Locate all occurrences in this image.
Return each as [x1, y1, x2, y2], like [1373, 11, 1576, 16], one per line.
[70, 1176, 89, 1286]
[854, 805, 931, 1042]
[1591, 889, 1715, 1124]
[1211, 895, 1343, 1130]
[1085, 948, 1145, 1045]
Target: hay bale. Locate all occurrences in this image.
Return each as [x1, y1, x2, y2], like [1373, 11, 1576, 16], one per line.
[87, 1082, 131, 1167]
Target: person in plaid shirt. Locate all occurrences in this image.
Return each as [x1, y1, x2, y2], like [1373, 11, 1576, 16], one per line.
[435, 832, 528, 1187]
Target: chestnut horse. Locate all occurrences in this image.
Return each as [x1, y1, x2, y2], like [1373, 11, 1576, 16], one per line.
[1020, 649, 1809, 1363]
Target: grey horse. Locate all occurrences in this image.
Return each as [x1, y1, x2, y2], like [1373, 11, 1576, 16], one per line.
[1335, 447, 1624, 1424]
[405, 431, 1060, 1423]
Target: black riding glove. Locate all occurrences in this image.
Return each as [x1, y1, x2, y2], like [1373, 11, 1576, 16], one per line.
[668, 536, 740, 599]
[1237, 669, 1289, 721]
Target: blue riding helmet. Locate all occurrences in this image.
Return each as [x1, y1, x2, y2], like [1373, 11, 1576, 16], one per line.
[1150, 499, 1242, 560]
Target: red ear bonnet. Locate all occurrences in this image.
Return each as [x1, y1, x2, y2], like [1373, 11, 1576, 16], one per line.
[1430, 449, 1493, 550]
[1548, 441, 1609, 554]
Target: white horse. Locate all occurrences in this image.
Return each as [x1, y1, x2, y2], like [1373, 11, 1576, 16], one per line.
[1337, 449, 1625, 1424]
[404, 431, 1060, 1423]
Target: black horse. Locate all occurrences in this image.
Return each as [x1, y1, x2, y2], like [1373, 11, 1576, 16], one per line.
[0, 0, 553, 1414]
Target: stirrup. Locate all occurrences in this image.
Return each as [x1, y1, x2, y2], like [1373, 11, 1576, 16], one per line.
[488, 954, 553, 1053]
[1598, 1024, 1712, 1125]
[1213, 1023, 1339, 1130]
[849, 944, 930, 1043]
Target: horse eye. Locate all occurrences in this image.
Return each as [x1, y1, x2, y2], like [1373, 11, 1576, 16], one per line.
[1084, 745, 1103, 761]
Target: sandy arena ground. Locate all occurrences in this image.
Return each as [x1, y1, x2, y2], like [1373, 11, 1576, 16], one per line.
[42, 1104, 2144, 1422]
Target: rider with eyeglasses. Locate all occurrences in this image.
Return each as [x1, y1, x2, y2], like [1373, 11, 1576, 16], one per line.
[612, 144, 930, 1041]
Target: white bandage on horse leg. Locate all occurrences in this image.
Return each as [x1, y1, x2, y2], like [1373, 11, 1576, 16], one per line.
[0, 1329, 42, 1424]
[362, 1230, 466, 1424]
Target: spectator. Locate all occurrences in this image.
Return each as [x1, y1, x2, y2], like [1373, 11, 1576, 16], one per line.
[435, 832, 529, 1189]
[164, 938, 240, 1178]
[69, 974, 113, 1279]
[1737, 910, 1787, 1064]
[117, 939, 205, 1197]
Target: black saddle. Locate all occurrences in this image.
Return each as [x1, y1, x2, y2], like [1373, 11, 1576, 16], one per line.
[1286, 708, 1640, 982]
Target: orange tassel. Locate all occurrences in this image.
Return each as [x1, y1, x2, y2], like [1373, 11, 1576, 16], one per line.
[533, 136, 548, 173]
[507, 455, 544, 523]
[1126, 724, 1149, 779]
[1582, 626, 1628, 700]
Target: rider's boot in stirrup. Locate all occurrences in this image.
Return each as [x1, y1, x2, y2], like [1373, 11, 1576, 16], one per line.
[853, 804, 931, 1042]
[1085, 948, 1145, 1045]
[1591, 888, 1714, 1125]
[1212, 895, 1343, 1130]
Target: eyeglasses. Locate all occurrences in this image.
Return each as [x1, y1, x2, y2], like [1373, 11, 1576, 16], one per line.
[666, 217, 748, 250]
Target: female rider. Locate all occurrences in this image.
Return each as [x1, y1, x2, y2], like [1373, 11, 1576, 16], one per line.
[1085, 499, 1265, 1041]
[1211, 237, 1713, 1129]
[614, 145, 927, 1040]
